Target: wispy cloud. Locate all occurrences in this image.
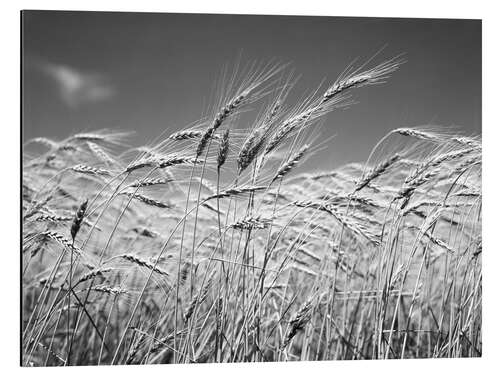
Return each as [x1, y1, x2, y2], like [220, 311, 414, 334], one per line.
[40, 62, 114, 108]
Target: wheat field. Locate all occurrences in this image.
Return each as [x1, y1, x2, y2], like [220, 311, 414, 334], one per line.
[21, 57, 482, 366]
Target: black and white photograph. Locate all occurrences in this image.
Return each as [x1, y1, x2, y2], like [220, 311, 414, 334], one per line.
[18, 5, 487, 369]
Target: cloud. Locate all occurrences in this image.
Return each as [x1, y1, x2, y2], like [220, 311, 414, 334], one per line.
[40, 62, 114, 108]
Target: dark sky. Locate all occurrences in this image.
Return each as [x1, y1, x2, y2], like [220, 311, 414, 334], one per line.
[22, 11, 481, 168]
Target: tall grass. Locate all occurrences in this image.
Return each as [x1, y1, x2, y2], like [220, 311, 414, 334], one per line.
[22, 57, 481, 366]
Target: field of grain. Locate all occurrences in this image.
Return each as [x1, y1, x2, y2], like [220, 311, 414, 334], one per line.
[22, 58, 482, 365]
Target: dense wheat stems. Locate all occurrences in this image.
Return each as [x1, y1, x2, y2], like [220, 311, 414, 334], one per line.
[22, 57, 481, 365]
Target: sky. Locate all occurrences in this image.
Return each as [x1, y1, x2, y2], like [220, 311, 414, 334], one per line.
[22, 11, 481, 168]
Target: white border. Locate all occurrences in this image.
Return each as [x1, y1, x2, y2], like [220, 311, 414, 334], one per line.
[3, 1, 498, 374]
